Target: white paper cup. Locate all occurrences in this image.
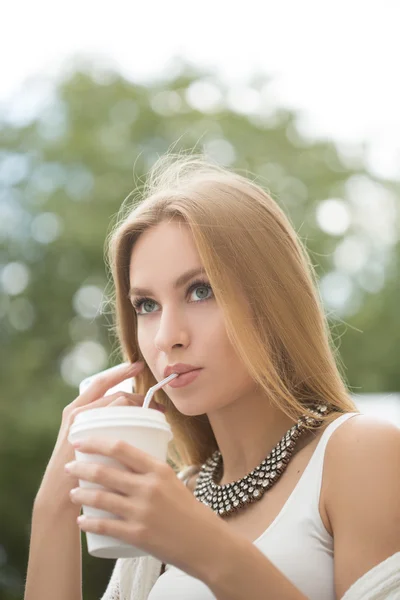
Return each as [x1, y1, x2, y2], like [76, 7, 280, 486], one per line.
[68, 406, 173, 559]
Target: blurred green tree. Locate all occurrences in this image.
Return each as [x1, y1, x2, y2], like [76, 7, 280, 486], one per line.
[0, 58, 399, 599]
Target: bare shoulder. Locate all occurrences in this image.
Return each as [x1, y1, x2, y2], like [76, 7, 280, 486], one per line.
[324, 413, 400, 598]
[325, 413, 400, 510]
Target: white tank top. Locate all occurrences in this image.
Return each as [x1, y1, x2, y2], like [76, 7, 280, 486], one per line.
[148, 412, 360, 600]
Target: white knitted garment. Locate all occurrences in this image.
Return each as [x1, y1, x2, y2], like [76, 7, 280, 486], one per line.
[99, 556, 162, 600]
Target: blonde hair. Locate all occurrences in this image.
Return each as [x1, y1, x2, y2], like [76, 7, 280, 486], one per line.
[106, 153, 359, 473]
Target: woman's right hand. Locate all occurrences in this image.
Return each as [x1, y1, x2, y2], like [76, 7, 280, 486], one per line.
[34, 361, 161, 512]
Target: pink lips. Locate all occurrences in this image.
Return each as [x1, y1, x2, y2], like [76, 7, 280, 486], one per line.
[164, 363, 201, 378]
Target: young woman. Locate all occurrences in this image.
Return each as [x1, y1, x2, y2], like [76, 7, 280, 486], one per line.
[25, 155, 400, 600]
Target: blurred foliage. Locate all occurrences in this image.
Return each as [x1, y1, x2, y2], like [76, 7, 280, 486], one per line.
[0, 58, 399, 599]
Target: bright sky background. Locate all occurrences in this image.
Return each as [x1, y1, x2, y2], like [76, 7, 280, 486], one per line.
[2, 0, 400, 181]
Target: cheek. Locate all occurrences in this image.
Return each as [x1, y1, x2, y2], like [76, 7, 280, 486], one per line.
[207, 316, 234, 352]
[210, 322, 250, 377]
[136, 325, 154, 360]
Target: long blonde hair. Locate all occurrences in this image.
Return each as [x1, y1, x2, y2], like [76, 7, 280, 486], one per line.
[106, 153, 358, 473]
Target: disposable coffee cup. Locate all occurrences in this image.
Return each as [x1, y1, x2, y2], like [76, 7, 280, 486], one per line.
[68, 406, 173, 559]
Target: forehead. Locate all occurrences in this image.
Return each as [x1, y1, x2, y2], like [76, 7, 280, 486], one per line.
[129, 221, 202, 284]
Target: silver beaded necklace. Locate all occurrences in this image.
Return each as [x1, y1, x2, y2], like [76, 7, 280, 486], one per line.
[193, 404, 330, 518]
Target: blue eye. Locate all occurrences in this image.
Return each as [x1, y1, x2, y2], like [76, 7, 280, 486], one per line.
[132, 279, 213, 316]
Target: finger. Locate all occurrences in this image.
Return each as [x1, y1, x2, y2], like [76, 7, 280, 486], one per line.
[66, 461, 136, 496]
[108, 396, 135, 407]
[71, 437, 158, 476]
[70, 487, 134, 520]
[73, 362, 144, 408]
[77, 514, 139, 547]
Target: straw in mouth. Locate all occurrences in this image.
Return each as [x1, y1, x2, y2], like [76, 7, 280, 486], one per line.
[142, 373, 179, 410]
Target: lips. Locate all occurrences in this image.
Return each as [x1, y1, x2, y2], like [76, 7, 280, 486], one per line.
[164, 363, 201, 378]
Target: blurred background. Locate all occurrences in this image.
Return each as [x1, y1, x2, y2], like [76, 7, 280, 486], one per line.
[1, 1, 399, 598]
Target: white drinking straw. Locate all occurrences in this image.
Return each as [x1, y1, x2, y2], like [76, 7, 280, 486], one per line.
[142, 373, 179, 410]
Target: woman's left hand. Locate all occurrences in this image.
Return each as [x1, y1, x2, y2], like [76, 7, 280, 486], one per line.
[65, 437, 233, 582]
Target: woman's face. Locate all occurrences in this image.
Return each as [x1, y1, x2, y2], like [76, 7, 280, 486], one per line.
[128, 220, 257, 416]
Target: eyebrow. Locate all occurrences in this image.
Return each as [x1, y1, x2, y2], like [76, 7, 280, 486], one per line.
[128, 267, 207, 298]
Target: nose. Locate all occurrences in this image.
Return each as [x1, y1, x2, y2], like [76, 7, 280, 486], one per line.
[154, 306, 190, 353]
